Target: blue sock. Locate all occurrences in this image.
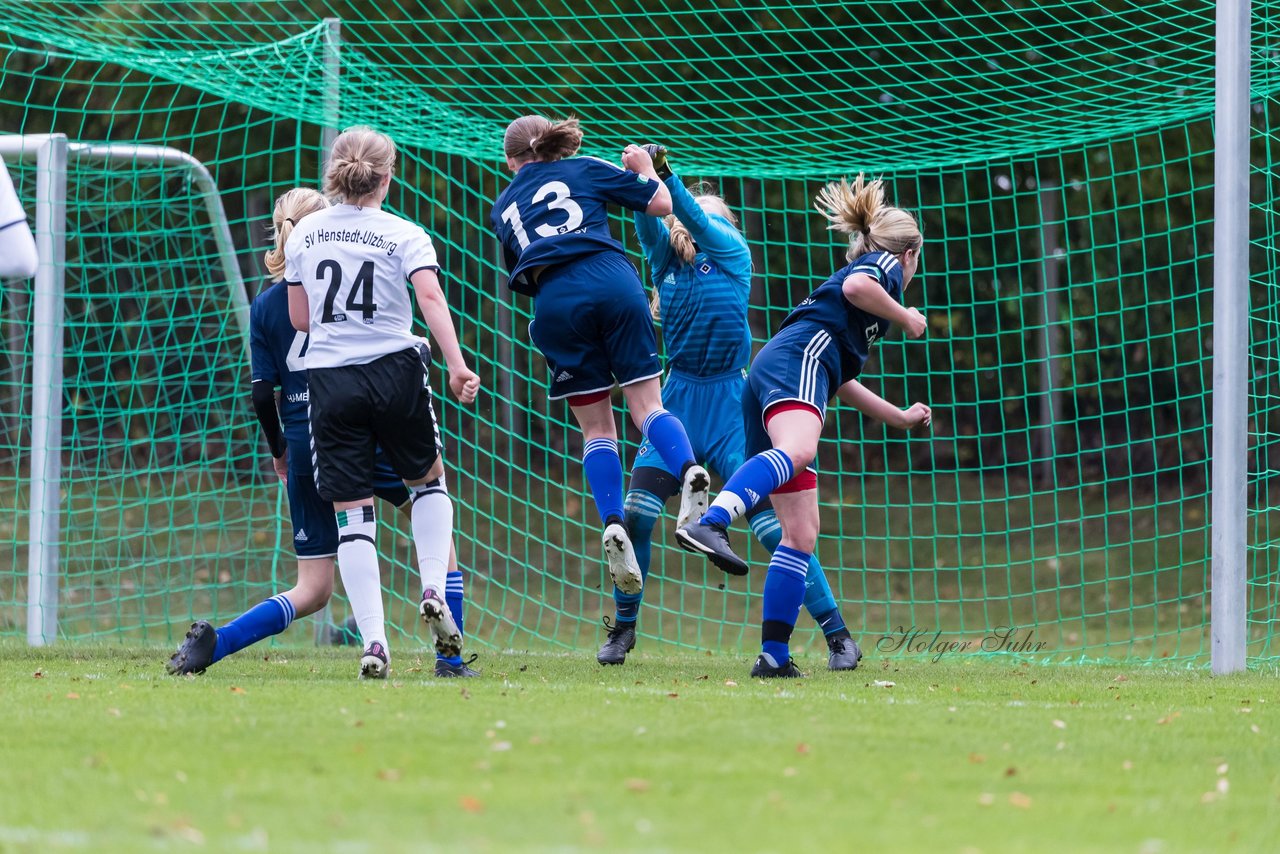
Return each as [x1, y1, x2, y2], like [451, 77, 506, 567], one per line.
[640, 409, 695, 477]
[749, 509, 842, 632]
[703, 449, 793, 528]
[616, 489, 664, 623]
[761, 545, 809, 664]
[438, 570, 465, 666]
[583, 438, 624, 526]
[211, 594, 295, 664]
[812, 606, 848, 638]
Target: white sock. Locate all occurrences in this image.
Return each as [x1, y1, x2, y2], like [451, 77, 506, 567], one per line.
[410, 477, 452, 597]
[335, 505, 386, 650]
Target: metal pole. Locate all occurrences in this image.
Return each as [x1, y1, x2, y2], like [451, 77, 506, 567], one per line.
[27, 133, 67, 646]
[1211, 0, 1250, 674]
[315, 16, 341, 644]
[320, 18, 341, 179]
[1037, 176, 1062, 486]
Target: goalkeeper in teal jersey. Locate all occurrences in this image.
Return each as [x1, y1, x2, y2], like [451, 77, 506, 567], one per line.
[598, 147, 861, 670]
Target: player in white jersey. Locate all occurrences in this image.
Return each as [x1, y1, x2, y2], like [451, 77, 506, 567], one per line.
[285, 126, 481, 679]
[0, 159, 38, 279]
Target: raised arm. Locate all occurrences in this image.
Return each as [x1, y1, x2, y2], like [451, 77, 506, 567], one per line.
[836, 378, 931, 430]
[633, 209, 673, 277]
[620, 145, 672, 216]
[410, 268, 480, 404]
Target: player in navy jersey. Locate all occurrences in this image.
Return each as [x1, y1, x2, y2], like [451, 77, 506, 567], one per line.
[0, 158, 37, 279]
[491, 115, 710, 602]
[167, 188, 478, 678]
[676, 175, 932, 677]
[597, 152, 860, 671]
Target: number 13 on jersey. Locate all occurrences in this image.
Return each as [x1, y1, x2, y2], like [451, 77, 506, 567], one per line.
[500, 180, 584, 250]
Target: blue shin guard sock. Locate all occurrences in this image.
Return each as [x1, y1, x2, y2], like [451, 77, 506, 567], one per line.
[805, 565, 848, 638]
[438, 570, 466, 666]
[702, 449, 793, 529]
[640, 409, 695, 476]
[212, 593, 296, 664]
[761, 545, 809, 664]
[583, 438, 625, 526]
[750, 509, 845, 636]
[617, 489, 663, 623]
[749, 509, 843, 633]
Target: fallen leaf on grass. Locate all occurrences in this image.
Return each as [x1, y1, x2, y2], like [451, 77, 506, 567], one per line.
[107, 708, 121, 717]
[66, 692, 80, 700]
[459, 796, 484, 814]
[625, 778, 650, 793]
[1008, 792, 1032, 809]
[1004, 767, 1018, 777]
[460, 687, 471, 700]
[172, 822, 204, 845]
[977, 793, 995, 806]
[229, 686, 246, 695]
[33, 671, 43, 678]
[667, 693, 679, 699]
[1052, 719, 1066, 729]
[796, 743, 811, 754]
[1156, 712, 1181, 725]
[969, 753, 986, 764]
[377, 769, 401, 782]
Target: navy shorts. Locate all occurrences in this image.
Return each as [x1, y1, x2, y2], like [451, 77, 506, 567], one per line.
[285, 437, 409, 558]
[742, 323, 837, 468]
[529, 251, 662, 400]
[633, 368, 750, 479]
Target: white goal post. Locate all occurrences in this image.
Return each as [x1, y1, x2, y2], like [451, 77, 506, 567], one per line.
[0, 133, 247, 646]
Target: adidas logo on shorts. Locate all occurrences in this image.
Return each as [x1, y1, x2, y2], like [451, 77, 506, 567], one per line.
[295, 529, 308, 542]
[556, 370, 573, 382]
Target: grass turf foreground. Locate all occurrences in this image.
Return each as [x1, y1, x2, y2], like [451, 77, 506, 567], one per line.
[0, 645, 1277, 853]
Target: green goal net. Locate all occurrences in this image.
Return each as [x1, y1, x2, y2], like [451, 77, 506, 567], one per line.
[1, 0, 1277, 663]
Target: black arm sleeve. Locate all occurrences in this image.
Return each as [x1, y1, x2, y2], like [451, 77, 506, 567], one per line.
[250, 380, 286, 458]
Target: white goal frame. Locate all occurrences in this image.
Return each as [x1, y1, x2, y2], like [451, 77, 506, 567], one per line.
[0, 133, 247, 646]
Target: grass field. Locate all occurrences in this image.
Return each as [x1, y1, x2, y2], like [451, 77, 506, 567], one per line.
[2, 644, 1278, 853]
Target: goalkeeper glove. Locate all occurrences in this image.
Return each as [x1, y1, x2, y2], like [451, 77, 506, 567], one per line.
[642, 144, 672, 181]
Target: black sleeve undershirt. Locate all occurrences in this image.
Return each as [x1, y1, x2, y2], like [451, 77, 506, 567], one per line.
[250, 380, 286, 458]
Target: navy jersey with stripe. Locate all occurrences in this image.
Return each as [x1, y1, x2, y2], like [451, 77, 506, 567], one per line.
[635, 176, 752, 376]
[780, 251, 904, 386]
[491, 156, 660, 296]
[249, 280, 311, 446]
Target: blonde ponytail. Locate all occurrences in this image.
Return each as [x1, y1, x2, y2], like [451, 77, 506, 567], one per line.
[665, 186, 738, 266]
[324, 126, 397, 202]
[264, 187, 329, 279]
[813, 173, 921, 260]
